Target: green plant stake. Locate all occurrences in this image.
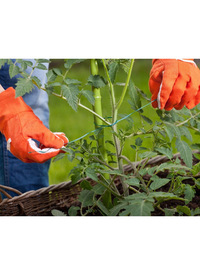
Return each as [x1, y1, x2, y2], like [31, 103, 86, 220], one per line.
[90, 59, 108, 162]
[90, 59, 112, 208]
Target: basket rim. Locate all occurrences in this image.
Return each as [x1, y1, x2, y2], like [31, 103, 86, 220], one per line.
[0, 150, 199, 207]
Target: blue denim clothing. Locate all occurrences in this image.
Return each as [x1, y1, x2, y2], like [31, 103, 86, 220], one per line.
[0, 59, 50, 198]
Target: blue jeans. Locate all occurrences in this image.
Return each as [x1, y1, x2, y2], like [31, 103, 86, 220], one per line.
[0, 59, 50, 197]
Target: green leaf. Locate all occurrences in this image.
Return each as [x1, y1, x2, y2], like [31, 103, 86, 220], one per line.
[80, 180, 93, 190]
[191, 162, 200, 176]
[87, 74, 107, 88]
[150, 175, 170, 191]
[46, 69, 57, 82]
[80, 89, 95, 105]
[15, 78, 34, 97]
[53, 68, 62, 76]
[78, 190, 94, 207]
[128, 81, 142, 112]
[154, 147, 173, 160]
[149, 192, 184, 201]
[37, 59, 50, 64]
[175, 138, 193, 168]
[9, 63, 20, 78]
[164, 122, 181, 141]
[85, 167, 99, 182]
[141, 115, 153, 125]
[64, 59, 85, 69]
[156, 162, 190, 173]
[108, 61, 119, 83]
[61, 84, 79, 111]
[96, 200, 110, 215]
[0, 59, 8, 69]
[92, 183, 106, 195]
[124, 177, 140, 187]
[31, 76, 41, 88]
[176, 205, 191, 216]
[109, 201, 128, 216]
[68, 206, 80, 216]
[180, 126, 193, 142]
[120, 199, 154, 216]
[164, 208, 177, 216]
[184, 184, 196, 204]
[135, 137, 143, 146]
[64, 78, 81, 85]
[191, 207, 200, 216]
[51, 209, 67, 216]
[36, 63, 48, 70]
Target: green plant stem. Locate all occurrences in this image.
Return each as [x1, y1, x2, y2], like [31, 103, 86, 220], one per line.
[116, 59, 134, 111]
[102, 59, 136, 196]
[90, 59, 108, 162]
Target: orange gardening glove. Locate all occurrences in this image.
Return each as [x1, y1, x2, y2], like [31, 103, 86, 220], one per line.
[0, 87, 68, 163]
[149, 59, 200, 110]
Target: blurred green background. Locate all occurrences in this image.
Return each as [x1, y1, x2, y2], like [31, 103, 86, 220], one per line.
[48, 59, 153, 185]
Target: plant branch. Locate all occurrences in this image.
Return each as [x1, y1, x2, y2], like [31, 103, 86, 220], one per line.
[116, 59, 134, 111]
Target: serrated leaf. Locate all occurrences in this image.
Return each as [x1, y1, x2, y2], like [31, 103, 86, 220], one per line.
[80, 89, 95, 105]
[180, 126, 193, 142]
[128, 80, 142, 111]
[64, 78, 81, 85]
[87, 74, 107, 88]
[61, 84, 79, 111]
[15, 78, 34, 97]
[78, 190, 94, 207]
[96, 200, 110, 215]
[109, 201, 128, 216]
[120, 199, 154, 216]
[31, 76, 41, 88]
[176, 138, 193, 168]
[155, 147, 173, 159]
[184, 184, 196, 204]
[150, 175, 170, 191]
[46, 70, 57, 82]
[108, 61, 119, 83]
[92, 183, 106, 195]
[85, 167, 99, 182]
[9, 63, 20, 78]
[124, 177, 140, 187]
[164, 122, 181, 141]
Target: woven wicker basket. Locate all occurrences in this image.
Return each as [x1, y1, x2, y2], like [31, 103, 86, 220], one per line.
[0, 152, 198, 216]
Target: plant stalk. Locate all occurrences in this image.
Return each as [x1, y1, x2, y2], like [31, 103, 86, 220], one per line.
[90, 59, 108, 163]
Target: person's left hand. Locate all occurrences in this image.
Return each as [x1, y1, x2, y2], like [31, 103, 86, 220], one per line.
[149, 59, 200, 110]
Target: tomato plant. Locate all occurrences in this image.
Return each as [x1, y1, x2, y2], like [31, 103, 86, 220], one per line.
[2, 58, 200, 216]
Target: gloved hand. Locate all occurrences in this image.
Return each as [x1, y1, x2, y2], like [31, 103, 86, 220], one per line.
[149, 59, 200, 110]
[0, 87, 68, 163]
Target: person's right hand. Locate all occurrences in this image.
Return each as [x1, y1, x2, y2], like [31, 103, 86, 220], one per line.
[149, 59, 200, 110]
[0, 87, 68, 163]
